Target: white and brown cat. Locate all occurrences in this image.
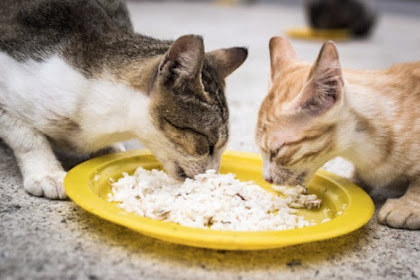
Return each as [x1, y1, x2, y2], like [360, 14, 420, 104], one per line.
[257, 36, 420, 229]
[0, 0, 247, 199]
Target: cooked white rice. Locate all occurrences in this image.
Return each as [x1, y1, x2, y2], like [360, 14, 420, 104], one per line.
[108, 167, 321, 231]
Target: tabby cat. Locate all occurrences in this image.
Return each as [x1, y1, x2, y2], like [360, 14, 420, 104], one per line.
[257, 37, 420, 229]
[0, 0, 247, 199]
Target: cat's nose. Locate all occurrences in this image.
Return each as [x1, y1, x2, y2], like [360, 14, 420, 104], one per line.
[176, 165, 189, 179]
[264, 176, 274, 184]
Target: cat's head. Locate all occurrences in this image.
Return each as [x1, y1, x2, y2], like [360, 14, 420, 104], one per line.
[147, 35, 247, 180]
[256, 37, 344, 186]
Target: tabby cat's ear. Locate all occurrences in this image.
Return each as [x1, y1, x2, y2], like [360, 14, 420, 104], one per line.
[206, 47, 248, 78]
[295, 41, 343, 114]
[158, 35, 205, 88]
[269, 37, 298, 82]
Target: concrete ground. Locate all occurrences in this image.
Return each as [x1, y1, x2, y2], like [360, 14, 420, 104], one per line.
[1, 1, 420, 279]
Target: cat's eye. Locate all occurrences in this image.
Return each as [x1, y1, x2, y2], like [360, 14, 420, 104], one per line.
[269, 144, 284, 161]
[209, 145, 215, 156]
[269, 147, 282, 161]
[269, 151, 276, 161]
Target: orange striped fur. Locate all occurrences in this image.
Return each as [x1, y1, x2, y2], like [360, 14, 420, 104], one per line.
[256, 37, 420, 229]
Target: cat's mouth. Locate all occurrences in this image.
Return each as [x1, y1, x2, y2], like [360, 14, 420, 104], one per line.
[268, 170, 307, 186]
[296, 172, 307, 185]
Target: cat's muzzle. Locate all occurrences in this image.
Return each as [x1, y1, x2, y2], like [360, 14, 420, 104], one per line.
[176, 164, 188, 179]
[266, 168, 306, 186]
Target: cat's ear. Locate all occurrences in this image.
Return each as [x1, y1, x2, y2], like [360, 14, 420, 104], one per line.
[206, 47, 248, 78]
[158, 35, 205, 88]
[295, 41, 343, 114]
[269, 37, 298, 82]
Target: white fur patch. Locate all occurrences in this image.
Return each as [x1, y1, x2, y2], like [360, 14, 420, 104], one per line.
[0, 52, 153, 153]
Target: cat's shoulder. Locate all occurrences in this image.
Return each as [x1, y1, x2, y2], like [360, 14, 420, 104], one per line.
[387, 61, 420, 78]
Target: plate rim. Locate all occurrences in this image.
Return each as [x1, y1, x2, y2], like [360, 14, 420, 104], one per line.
[65, 150, 374, 250]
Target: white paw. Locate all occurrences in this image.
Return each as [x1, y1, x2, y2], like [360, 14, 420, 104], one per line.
[378, 197, 420, 229]
[24, 171, 67, 200]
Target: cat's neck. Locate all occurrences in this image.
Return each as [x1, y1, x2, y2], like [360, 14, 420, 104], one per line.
[66, 33, 171, 93]
[338, 70, 399, 169]
[76, 76, 156, 153]
[69, 34, 169, 152]
[73, 33, 169, 149]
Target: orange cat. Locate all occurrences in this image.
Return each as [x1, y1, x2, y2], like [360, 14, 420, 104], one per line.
[256, 37, 420, 229]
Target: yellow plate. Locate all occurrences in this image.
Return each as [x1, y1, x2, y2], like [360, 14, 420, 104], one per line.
[65, 150, 374, 250]
[286, 27, 351, 41]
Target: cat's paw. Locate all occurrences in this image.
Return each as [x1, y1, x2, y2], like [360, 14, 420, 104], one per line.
[24, 171, 67, 200]
[378, 197, 420, 229]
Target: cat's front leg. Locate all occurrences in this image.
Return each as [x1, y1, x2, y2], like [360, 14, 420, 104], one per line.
[351, 169, 374, 194]
[0, 112, 66, 199]
[378, 178, 420, 229]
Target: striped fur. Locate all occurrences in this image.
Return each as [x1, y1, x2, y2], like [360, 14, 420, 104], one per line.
[257, 37, 420, 229]
[0, 0, 248, 200]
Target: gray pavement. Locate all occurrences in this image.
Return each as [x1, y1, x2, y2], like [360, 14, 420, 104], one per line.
[1, 1, 420, 279]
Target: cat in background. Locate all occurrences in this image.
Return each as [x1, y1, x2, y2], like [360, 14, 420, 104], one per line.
[305, 0, 376, 38]
[0, 0, 247, 199]
[256, 36, 420, 229]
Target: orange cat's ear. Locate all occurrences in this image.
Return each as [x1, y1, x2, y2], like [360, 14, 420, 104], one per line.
[294, 41, 343, 114]
[269, 37, 298, 82]
[207, 47, 248, 78]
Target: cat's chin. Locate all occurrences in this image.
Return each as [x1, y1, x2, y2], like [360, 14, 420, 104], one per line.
[157, 159, 193, 181]
[163, 159, 211, 181]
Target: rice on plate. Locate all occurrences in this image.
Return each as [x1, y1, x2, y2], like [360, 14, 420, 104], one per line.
[108, 167, 322, 231]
